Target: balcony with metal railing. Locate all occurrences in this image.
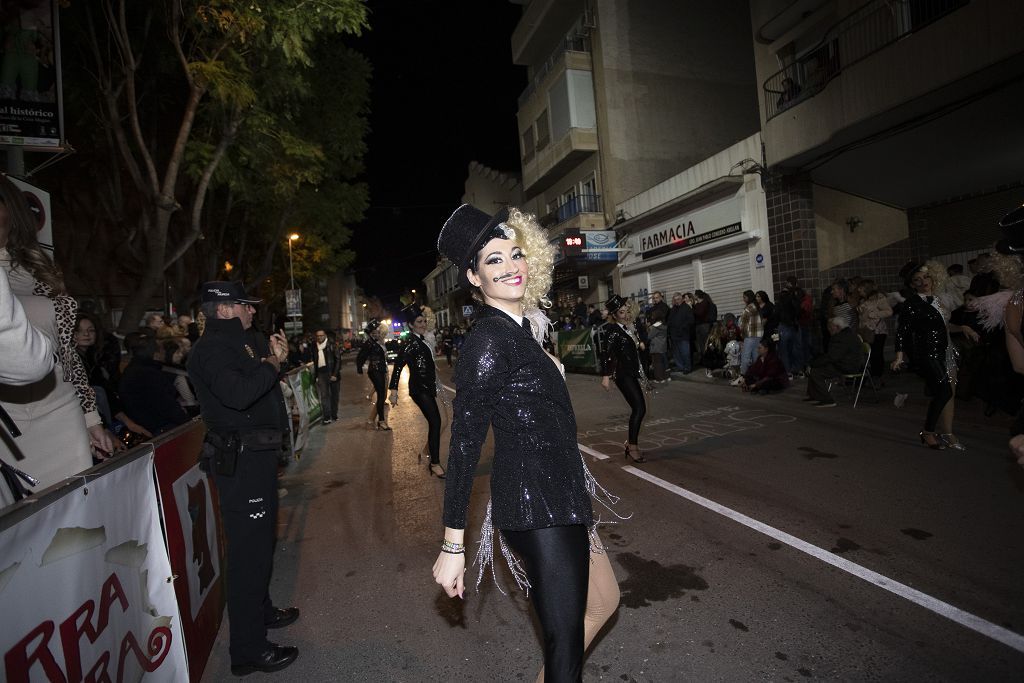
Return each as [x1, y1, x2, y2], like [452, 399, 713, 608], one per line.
[539, 194, 603, 230]
[763, 0, 967, 121]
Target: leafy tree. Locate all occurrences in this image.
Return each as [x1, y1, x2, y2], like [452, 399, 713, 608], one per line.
[52, 0, 368, 331]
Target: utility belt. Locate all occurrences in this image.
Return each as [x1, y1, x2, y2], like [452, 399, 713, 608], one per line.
[199, 429, 283, 476]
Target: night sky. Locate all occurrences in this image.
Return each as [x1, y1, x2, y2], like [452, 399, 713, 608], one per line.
[350, 1, 527, 308]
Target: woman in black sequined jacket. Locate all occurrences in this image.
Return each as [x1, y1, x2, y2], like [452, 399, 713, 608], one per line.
[601, 295, 647, 463]
[432, 204, 619, 682]
[892, 262, 977, 450]
[356, 320, 391, 430]
[389, 307, 443, 476]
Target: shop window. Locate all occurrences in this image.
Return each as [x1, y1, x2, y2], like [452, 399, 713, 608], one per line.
[536, 110, 550, 150]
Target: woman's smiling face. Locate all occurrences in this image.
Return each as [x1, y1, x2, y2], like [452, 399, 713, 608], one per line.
[467, 237, 529, 311]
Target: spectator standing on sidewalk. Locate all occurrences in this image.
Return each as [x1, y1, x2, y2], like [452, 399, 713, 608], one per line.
[775, 281, 802, 375]
[118, 331, 189, 435]
[795, 280, 814, 370]
[738, 290, 762, 377]
[692, 290, 716, 365]
[312, 328, 340, 423]
[187, 281, 299, 675]
[646, 291, 670, 381]
[667, 292, 694, 374]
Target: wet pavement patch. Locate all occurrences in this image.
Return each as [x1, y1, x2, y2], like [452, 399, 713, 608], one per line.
[798, 446, 838, 460]
[830, 537, 861, 554]
[616, 552, 709, 608]
[434, 592, 466, 628]
[797, 667, 813, 677]
[729, 618, 749, 632]
[775, 652, 789, 661]
[900, 528, 933, 540]
[767, 542, 782, 550]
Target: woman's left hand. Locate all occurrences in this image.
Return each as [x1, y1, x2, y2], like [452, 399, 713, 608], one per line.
[87, 424, 118, 458]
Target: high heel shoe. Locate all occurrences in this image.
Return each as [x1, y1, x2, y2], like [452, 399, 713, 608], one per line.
[623, 441, 647, 464]
[938, 433, 966, 451]
[918, 431, 945, 450]
[376, 420, 392, 431]
[428, 462, 446, 478]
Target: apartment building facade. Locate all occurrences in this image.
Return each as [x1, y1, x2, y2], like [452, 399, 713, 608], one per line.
[752, 0, 1024, 294]
[511, 0, 760, 308]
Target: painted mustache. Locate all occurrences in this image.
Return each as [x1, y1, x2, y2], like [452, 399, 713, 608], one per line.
[492, 272, 521, 283]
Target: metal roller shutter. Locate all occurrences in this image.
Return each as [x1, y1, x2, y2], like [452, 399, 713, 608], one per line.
[617, 270, 650, 302]
[699, 248, 751, 319]
[650, 262, 695, 298]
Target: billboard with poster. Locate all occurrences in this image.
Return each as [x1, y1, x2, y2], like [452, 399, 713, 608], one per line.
[0, 0, 63, 148]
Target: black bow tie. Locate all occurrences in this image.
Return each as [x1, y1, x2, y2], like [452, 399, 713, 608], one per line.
[521, 317, 531, 332]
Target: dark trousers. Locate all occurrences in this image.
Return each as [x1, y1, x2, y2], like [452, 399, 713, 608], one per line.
[615, 375, 646, 444]
[368, 370, 387, 422]
[316, 369, 338, 420]
[410, 391, 442, 465]
[806, 363, 845, 402]
[215, 447, 280, 664]
[918, 357, 953, 432]
[503, 525, 590, 683]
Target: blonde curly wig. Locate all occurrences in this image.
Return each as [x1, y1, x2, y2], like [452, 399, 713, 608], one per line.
[420, 305, 437, 333]
[917, 259, 950, 293]
[987, 250, 1024, 290]
[469, 206, 555, 309]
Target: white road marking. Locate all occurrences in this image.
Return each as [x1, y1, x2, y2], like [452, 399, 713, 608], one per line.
[578, 444, 609, 461]
[622, 465, 1024, 654]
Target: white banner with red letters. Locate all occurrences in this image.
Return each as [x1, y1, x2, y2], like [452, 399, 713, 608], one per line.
[0, 452, 188, 682]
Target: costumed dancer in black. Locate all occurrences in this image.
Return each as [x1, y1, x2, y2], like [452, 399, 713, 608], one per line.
[187, 281, 299, 675]
[389, 305, 445, 478]
[356, 318, 392, 431]
[431, 204, 621, 683]
[601, 295, 648, 463]
[891, 261, 977, 450]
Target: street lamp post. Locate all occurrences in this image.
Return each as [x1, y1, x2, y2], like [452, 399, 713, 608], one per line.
[287, 233, 299, 290]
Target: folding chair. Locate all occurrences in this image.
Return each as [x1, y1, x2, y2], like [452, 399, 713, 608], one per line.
[827, 341, 875, 408]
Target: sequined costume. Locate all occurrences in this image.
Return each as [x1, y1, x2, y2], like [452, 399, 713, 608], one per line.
[895, 292, 955, 431]
[444, 304, 593, 532]
[356, 340, 389, 422]
[601, 322, 648, 445]
[390, 332, 442, 466]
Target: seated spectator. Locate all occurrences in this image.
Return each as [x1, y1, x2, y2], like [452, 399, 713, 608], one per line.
[118, 332, 189, 435]
[702, 322, 728, 378]
[738, 338, 789, 394]
[804, 317, 866, 407]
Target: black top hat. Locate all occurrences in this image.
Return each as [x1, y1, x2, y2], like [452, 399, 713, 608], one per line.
[437, 204, 512, 289]
[996, 204, 1024, 255]
[200, 280, 262, 304]
[400, 304, 424, 325]
[605, 294, 628, 313]
[364, 318, 381, 335]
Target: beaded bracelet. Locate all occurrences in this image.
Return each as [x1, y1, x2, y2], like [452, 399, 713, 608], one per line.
[441, 539, 465, 553]
[440, 548, 465, 555]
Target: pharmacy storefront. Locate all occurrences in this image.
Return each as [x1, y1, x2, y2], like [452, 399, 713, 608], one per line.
[614, 137, 774, 319]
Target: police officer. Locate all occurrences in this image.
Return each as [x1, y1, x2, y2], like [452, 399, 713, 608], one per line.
[187, 281, 299, 675]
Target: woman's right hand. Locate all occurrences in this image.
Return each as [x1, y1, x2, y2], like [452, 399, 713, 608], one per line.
[601, 376, 610, 392]
[432, 551, 466, 598]
[890, 353, 905, 372]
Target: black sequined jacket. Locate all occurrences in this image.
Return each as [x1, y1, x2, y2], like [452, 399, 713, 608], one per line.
[601, 322, 641, 380]
[356, 341, 389, 383]
[443, 305, 593, 532]
[895, 293, 948, 363]
[389, 333, 436, 395]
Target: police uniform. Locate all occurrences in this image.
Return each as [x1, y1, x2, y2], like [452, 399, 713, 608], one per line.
[186, 281, 298, 675]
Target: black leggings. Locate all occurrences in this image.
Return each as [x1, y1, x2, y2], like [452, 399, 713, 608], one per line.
[410, 391, 441, 465]
[918, 357, 953, 432]
[369, 370, 387, 422]
[502, 525, 590, 683]
[615, 375, 646, 444]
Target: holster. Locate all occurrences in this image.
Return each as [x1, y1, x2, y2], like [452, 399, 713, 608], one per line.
[200, 431, 240, 476]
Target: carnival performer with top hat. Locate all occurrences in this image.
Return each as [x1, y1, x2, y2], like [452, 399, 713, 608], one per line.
[389, 305, 445, 477]
[601, 295, 648, 463]
[356, 318, 391, 431]
[431, 204, 621, 682]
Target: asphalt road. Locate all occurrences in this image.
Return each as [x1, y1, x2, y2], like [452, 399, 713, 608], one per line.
[201, 358, 1024, 682]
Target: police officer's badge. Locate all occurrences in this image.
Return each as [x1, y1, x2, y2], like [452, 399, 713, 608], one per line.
[244, 344, 256, 359]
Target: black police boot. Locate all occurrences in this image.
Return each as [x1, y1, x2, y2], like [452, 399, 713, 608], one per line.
[230, 643, 298, 676]
[265, 606, 300, 629]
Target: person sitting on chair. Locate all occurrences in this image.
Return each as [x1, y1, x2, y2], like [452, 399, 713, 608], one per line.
[805, 317, 866, 407]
